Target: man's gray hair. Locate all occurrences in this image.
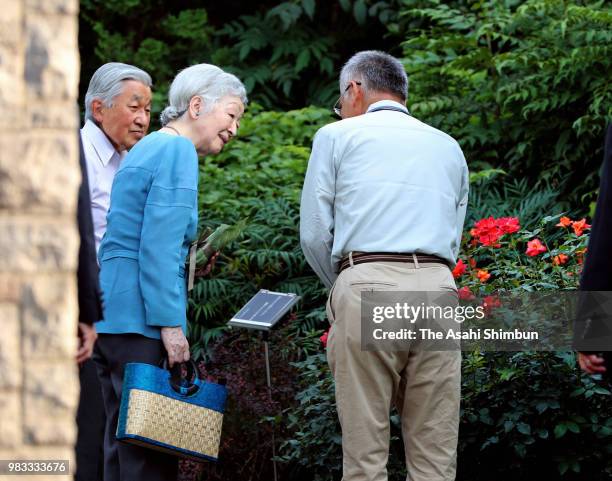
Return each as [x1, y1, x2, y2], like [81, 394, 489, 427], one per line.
[160, 64, 248, 126]
[339, 50, 408, 101]
[84, 62, 152, 122]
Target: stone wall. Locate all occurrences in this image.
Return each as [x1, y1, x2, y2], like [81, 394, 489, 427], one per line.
[0, 0, 80, 479]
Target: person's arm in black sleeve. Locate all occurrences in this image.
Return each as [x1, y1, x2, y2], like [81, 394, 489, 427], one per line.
[576, 124, 612, 375]
[76, 132, 103, 362]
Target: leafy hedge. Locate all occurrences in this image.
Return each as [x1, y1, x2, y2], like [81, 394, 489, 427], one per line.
[81, 0, 611, 202]
[396, 0, 612, 203]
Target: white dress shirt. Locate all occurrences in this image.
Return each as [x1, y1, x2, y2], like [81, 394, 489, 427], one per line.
[80, 120, 125, 253]
[300, 100, 469, 288]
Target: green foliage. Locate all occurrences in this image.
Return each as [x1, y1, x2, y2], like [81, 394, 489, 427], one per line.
[397, 0, 612, 202]
[79, 1, 396, 111]
[188, 106, 332, 361]
[80, 1, 215, 118]
[80, 0, 611, 203]
[280, 349, 612, 480]
[277, 213, 612, 480]
[467, 177, 571, 230]
[457, 213, 589, 292]
[277, 352, 343, 480]
[460, 351, 612, 479]
[202, 104, 330, 206]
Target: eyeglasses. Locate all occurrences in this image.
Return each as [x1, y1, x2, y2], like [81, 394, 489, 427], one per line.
[333, 81, 361, 117]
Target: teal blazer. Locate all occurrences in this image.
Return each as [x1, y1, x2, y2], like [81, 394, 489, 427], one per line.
[97, 132, 198, 339]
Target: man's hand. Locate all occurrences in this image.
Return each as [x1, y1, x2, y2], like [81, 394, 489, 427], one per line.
[77, 322, 98, 364]
[161, 326, 190, 367]
[577, 352, 607, 374]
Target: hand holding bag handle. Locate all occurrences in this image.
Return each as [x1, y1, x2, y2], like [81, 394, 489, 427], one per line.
[160, 358, 200, 396]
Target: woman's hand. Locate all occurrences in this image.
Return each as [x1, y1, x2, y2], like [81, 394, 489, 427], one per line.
[577, 352, 606, 374]
[161, 326, 190, 367]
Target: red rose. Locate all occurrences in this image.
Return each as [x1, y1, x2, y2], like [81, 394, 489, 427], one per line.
[320, 330, 329, 347]
[471, 216, 521, 247]
[452, 259, 467, 278]
[482, 295, 502, 316]
[526, 238, 547, 257]
[476, 269, 491, 283]
[458, 286, 475, 301]
[571, 218, 591, 237]
[472, 217, 503, 247]
[556, 216, 572, 228]
[497, 217, 520, 234]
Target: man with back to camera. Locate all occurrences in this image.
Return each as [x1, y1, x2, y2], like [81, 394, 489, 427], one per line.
[76, 62, 152, 481]
[300, 51, 469, 481]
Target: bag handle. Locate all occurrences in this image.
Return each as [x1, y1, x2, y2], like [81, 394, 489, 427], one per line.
[160, 358, 200, 396]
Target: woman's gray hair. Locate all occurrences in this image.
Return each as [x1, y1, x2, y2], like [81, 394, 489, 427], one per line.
[84, 62, 152, 121]
[160, 64, 248, 126]
[339, 50, 408, 101]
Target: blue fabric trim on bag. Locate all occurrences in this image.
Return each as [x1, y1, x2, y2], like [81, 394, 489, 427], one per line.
[118, 433, 220, 462]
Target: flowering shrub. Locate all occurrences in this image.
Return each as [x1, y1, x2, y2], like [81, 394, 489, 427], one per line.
[187, 100, 610, 481]
[452, 214, 590, 295]
[284, 212, 612, 481]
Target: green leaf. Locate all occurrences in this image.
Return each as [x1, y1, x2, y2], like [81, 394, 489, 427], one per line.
[469, 168, 506, 184]
[353, 0, 367, 25]
[514, 443, 526, 458]
[537, 429, 549, 439]
[296, 49, 311, 73]
[593, 386, 611, 395]
[302, 0, 315, 19]
[338, 0, 351, 12]
[554, 423, 568, 438]
[517, 423, 531, 435]
[566, 421, 580, 434]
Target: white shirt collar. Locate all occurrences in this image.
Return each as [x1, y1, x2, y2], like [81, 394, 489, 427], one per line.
[366, 99, 409, 114]
[81, 119, 121, 167]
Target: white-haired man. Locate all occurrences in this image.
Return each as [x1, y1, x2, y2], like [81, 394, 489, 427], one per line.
[300, 51, 469, 481]
[76, 62, 152, 481]
[81, 62, 153, 252]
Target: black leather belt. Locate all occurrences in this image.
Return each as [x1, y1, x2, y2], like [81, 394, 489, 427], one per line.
[340, 252, 449, 272]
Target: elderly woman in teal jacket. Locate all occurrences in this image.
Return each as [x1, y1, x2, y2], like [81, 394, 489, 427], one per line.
[93, 64, 246, 481]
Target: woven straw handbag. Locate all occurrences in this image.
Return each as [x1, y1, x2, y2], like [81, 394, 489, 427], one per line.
[116, 360, 227, 462]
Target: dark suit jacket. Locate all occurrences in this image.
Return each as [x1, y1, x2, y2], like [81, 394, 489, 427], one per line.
[580, 124, 612, 291]
[77, 133, 103, 324]
[575, 124, 612, 354]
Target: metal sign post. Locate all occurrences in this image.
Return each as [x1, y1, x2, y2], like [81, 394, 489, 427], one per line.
[262, 331, 278, 481]
[228, 290, 300, 481]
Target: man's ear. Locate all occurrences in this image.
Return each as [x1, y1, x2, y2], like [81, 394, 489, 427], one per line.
[351, 82, 366, 114]
[91, 99, 105, 123]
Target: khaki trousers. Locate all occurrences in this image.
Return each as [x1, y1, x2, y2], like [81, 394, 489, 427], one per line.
[326, 261, 461, 481]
